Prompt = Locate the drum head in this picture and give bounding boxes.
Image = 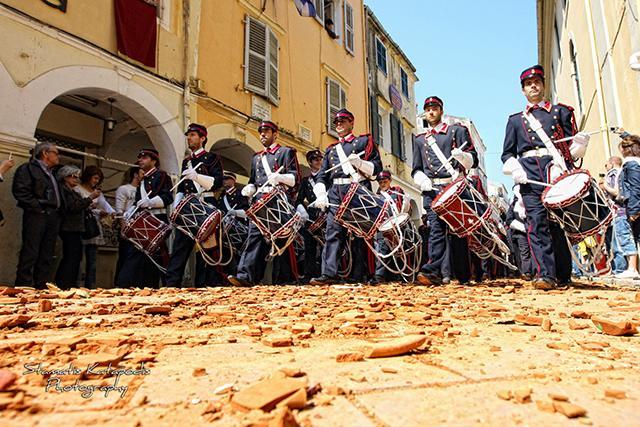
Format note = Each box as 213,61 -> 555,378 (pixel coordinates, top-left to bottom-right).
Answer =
432,180 -> 465,209
543,171 -> 590,206
379,213 -> 409,232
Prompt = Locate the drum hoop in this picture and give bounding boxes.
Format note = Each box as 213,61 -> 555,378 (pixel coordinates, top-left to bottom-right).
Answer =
169,194 -> 197,222
246,188 -> 279,217
542,169 -> 592,209
195,210 -> 222,242
430,177 -> 466,212
273,213 -> 302,239
308,214 -> 327,233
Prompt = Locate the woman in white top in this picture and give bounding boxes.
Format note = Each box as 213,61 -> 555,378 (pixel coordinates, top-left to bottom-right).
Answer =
75,165 -> 115,288
114,167 -> 142,286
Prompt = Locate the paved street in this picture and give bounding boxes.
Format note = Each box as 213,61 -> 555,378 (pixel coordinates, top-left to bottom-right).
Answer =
1,280 -> 639,426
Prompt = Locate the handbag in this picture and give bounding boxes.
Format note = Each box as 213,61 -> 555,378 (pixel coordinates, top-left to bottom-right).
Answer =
82,209 -> 100,239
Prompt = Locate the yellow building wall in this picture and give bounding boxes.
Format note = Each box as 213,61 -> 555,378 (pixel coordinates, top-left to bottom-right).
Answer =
194,0 -> 369,164
1,0 -> 185,81
543,0 -> 640,175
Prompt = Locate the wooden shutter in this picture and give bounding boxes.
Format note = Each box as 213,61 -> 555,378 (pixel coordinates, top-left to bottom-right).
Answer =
327,77 -> 345,136
314,0 -> 324,24
244,16 -> 267,96
268,28 -> 279,105
369,94 -> 379,144
344,2 -> 354,55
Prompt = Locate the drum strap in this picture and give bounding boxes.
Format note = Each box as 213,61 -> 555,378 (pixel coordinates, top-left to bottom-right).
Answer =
425,133 -> 457,177
380,191 -> 399,215
140,179 -> 150,200
335,143 -> 360,181
522,112 -> 567,171
223,195 -> 233,212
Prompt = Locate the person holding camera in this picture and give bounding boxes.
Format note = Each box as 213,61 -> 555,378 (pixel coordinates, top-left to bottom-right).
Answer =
619,134 -> 640,276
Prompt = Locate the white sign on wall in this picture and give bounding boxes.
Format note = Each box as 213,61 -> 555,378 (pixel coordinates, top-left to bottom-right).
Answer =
252,96 -> 271,121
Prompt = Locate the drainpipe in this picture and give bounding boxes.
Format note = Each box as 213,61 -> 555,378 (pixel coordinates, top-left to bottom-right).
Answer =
584,0 -> 611,158
182,0 -> 201,128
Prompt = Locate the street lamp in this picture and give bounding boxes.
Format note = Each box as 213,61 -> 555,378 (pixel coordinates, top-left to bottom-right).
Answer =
630,51 -> 640,71
106,98 -> 116,131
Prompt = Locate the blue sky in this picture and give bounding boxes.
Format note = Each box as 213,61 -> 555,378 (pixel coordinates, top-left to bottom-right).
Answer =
364,0 -> 538,188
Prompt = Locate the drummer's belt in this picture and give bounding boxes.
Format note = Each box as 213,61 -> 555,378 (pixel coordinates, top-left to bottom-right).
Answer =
333,177 -> 364,185
257,184 -> 274,193
521,147 -> 551,158
432,177 -> 453,186
148,208 -> 166,215
201,191 -> 215,199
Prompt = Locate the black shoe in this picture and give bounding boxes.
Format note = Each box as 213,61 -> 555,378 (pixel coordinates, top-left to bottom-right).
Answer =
227,275 -> 252,287
310,275 -> 337,285
416,272 -> 442,286
442,276 -> 451,285
533,277 -> 556,290
557,277 -> 572,286
369,276 -> 385,285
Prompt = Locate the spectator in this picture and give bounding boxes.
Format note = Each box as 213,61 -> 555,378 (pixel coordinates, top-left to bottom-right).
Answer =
12,142 -> 62,288
0,155 -> 16,227
600,156 -> 638,278
325,18 -> 338,39
114,167 -> 142,286
75,165 -> 115,288
619,134 -> 640,276
54,166 -> 100,289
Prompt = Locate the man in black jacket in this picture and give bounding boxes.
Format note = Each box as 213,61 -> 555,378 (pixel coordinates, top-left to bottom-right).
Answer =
0,155 -> 16,227
12,142 -> 63,288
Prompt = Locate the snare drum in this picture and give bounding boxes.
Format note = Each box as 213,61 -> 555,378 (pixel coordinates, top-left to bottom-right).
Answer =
431,177 -> 490,237
335,182 -> 391,240
222,215 -> 249,253
122,210 -> 171,255
307,212 -> 327,245
170,194 -> 222,248
246,187 -> 302,241
541,169 -> 613,244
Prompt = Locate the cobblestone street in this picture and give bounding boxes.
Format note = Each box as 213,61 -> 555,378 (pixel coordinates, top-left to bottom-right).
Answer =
1,280 -> 639,426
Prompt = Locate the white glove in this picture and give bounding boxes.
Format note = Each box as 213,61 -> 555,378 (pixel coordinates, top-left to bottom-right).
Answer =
136,198 -> 151,209
193,174 -> 215,191
451,147 -> 474,170
569,132 -> 590,159
172,192 -> 184,210
348,153 -> 374,177
312,183 -> 329,210
510,219 -> 526,233
233,209 -> 247,219
123,205 -> 137,221
503,157 -> 528,185
413,170 -> 433,192
296,204 -> 310,222
149,196 -> 165,209
401,197 -> 411,214
270,172 -> 296,187
241,184 -> 256,198
182,167 -> 198,181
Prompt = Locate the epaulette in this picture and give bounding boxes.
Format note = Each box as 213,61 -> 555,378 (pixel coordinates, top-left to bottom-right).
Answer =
556,103 -> 575,112
509,111 -> 522,118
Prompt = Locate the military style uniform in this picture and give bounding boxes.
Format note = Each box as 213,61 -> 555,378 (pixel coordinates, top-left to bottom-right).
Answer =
314,132 -> 382,280
117,163 -> 173,288
412,120 -> 478,283
374,183 -> 404,282
235,141 -> 300,284
165,147 -> 223,287
501,100 -> 576,282
216,182 -> 249,278
296,169 -> 323,278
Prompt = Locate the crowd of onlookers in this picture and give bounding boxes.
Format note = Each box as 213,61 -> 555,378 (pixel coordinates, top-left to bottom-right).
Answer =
1,142 -> 143,289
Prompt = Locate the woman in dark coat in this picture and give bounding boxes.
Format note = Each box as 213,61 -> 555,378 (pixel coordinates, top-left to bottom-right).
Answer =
54,166 -> 99,289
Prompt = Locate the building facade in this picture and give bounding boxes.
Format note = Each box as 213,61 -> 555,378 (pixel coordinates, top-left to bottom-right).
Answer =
0,0 -> 190,285
538,0 -> 640,173
364,5 -> 421,216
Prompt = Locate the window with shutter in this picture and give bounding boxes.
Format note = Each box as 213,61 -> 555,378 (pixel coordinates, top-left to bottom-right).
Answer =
268,29 -> 279,105
314,0 -> 325,24
400,68 -> 409,98
344,2 -> 354,55
326,77 -> 346,137
390,114 -> 402,157
375,37 -> 387,74
244,16 -> 279,105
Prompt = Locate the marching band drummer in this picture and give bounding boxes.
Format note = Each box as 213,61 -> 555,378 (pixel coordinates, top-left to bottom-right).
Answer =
216,171 -> 249,280
372,170 -> 408,283
310,109 -> 383,285
501,65 -> 589,289
412,96 -> 478,286
227,121 -> 301,286
117,148 -> 173,288
295,149 -> 325,280
165,123 -> 224,288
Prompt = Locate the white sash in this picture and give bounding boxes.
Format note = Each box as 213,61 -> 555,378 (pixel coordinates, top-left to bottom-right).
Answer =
260,154 -> 273,177
140,178 -> 149,200
425,133 -> 457,177
335,143 -> 359,181
223,194 -> 233,211
187,159 -> 203,194
522,112 -> 567,171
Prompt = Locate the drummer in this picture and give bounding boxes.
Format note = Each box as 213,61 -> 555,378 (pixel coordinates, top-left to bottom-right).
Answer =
372,170 -> 407,283
501,65 -> 589,289
295,149 -> 325,279
227,121 -> 300,286
216,171 -> 249,280
311,109 -> 383,285
165,123 -> 224,288
412,96 -> 478,286
117,148 -> 173,288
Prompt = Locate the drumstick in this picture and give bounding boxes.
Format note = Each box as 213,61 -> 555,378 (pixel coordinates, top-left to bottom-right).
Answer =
256,166 -> 284,194
527,179 -> 552,188
324,151 -> 365,174
553,129 -> 602,144
170,176 -> 188,192
433,142 -> 469,174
